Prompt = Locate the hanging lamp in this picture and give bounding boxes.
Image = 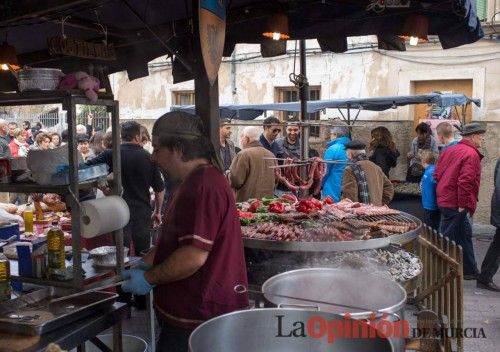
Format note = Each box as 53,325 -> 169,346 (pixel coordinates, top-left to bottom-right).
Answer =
262,13 -> 290,41
399,14 -> 429,46
0,41 -> 20,71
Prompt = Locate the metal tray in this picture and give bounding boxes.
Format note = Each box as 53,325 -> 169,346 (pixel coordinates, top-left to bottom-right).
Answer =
243,211 -> 421,252
0,287 -> 117,335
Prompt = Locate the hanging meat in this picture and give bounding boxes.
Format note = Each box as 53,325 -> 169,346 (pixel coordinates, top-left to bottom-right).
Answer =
274,157 -> 327,193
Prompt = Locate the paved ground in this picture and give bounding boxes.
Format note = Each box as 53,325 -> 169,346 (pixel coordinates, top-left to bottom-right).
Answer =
461,226 -> 499,352
115,224 -> 500,351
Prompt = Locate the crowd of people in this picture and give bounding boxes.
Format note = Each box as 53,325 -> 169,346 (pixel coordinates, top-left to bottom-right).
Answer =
0,111 -> 497,351
220,117 -> 396,207
219,117 -> 498,293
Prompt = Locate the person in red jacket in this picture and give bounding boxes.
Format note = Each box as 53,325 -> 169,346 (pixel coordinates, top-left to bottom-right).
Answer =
434,123 -> 486,280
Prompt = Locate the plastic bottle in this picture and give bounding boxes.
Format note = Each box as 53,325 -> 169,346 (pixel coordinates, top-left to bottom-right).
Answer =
47,221 -> 65,276
0,253 -> 11,301
24,209 -> 34,233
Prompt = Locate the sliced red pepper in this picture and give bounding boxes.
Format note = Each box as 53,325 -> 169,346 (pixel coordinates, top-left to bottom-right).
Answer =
309,198 -> 323,210
238,210 -> 254,219
295,200 -> 313,214
322,196 -> 334,205
268,201 -> 286,214
249,200 -> 263,213
281,193 -> 298,204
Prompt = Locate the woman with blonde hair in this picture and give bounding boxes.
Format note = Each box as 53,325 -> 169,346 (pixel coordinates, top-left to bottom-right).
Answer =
369,126 -> 400,177
9,128 -> 30,157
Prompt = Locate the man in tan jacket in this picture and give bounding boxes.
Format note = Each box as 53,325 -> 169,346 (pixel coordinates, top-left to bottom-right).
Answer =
342,140 -> 394,206
229,126 -> 276,202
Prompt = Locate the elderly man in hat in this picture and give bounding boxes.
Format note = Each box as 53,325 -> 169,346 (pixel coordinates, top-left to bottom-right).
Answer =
121,111 -> 249,352
434,122 -> 486,280
341,140 -> 394,206
219,118 -> 236,171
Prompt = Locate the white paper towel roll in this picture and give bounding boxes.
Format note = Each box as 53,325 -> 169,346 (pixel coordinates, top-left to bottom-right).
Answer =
80,196 -> 130,238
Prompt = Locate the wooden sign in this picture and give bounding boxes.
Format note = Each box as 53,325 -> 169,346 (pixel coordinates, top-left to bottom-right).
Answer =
47,36 -> 116,60
199,0 -> 228,86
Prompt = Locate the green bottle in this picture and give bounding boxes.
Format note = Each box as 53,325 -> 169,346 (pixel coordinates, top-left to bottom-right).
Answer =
47,221 -> 65,277
0,253 -> 11,301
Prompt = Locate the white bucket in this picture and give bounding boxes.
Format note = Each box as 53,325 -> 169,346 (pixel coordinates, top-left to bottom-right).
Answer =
84,334 -> 148,352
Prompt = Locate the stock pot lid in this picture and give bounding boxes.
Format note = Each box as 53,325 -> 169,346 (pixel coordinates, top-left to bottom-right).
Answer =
262,268 -> 407,316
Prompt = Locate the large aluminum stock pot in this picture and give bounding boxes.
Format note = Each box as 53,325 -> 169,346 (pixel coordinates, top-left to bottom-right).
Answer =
262,268 -> 407,351
189,308 -> 393,352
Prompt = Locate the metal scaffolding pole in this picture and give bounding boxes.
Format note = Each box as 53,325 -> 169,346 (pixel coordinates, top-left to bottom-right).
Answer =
298,39 -> 310,197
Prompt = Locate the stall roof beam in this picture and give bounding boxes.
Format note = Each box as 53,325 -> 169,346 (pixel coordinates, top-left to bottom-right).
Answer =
0,0 -> 97,25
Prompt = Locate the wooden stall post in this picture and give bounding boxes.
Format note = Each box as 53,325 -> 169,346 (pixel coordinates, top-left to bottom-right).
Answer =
414,225 -> 464,352
192,0 -> 222,151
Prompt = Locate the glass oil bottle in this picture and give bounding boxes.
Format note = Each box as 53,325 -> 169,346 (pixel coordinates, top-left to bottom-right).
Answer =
0,253 -> 11,301
47,221 -> 65,277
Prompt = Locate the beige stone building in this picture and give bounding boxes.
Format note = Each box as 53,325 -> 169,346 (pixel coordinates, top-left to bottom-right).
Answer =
111,9 -> 500,222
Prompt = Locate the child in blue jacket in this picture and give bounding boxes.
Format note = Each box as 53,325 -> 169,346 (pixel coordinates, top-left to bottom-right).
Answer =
420,150 -> 440,231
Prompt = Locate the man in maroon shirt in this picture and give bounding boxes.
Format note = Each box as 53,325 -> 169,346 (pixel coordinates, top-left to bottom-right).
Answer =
434,122 -> 486,280
121,111 -> 249,352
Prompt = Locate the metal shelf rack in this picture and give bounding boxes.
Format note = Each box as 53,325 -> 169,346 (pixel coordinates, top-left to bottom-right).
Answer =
0,90 -> 123,290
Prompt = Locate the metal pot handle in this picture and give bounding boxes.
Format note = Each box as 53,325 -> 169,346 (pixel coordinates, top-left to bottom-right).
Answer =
234,284 -> 247,294
390,312 -> 401,321
371,310 -> 402,321
277,303 -> 320,311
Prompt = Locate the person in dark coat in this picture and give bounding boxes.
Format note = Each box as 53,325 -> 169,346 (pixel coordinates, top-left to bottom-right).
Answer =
368,126 -> 400,178
259,116 -> 281,156
407,122 -> 438,183
477,157 -> 500,292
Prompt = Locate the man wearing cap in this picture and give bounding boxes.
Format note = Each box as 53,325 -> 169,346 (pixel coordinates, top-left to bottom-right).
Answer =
434,122 -> 486,280
121,111 -> 249,352
219,118 -> 236,171
322,125 -> 351,202
341,140 -> 394,206
259,116 -> 281,156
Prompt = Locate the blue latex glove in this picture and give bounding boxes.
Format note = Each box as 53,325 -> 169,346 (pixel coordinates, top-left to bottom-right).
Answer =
121,269 -> 155,295
135,259 -> 151,271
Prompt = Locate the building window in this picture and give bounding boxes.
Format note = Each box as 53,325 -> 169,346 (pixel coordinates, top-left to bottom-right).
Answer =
275,86 -> 321,137
173,91 -> 195,105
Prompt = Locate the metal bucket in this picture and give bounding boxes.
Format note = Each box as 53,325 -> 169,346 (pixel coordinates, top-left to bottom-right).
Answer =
84,334 -> 147,352
262,268 -> 407,351
189,308 -> 393,351
17,67 -> 63,92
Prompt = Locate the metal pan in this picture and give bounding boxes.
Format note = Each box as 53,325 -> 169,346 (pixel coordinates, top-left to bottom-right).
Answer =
0,286 -> 117,335
242,211 -> 421,252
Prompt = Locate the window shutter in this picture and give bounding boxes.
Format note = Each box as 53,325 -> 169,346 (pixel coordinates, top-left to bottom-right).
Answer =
476,0 -> 488,21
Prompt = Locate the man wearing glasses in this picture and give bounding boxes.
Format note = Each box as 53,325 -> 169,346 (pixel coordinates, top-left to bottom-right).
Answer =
259,116 -> 281,156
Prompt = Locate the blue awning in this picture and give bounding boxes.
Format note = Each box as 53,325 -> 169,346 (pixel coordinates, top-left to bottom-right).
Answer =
171,93 -> 481,120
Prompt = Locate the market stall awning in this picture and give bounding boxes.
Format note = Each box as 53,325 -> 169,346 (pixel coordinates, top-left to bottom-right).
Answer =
171,93 -> 481,120
0,0 -> 484,83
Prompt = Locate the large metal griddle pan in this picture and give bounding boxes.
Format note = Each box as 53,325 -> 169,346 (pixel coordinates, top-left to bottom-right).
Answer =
242,211 -> 421,252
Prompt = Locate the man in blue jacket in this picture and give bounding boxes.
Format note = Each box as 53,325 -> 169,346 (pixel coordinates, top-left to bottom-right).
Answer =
322,125 -> 351,202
